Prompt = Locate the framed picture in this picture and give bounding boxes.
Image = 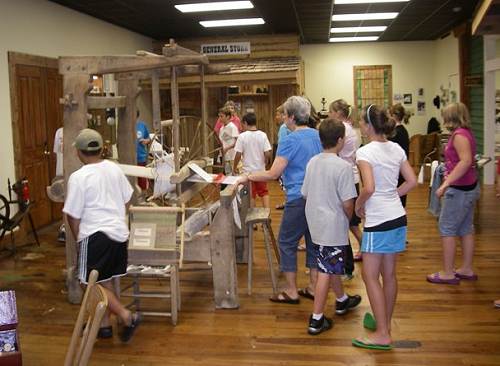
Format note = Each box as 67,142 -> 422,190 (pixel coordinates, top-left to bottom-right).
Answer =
403,93 -> 412,105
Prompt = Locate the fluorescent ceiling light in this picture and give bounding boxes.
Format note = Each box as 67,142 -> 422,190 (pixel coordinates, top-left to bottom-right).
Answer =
175,1 -> 253,13
200,18 -> 264,27
329,36 -> 379,42
334,0 -> 409,4
332,12 -> 398,21
331,26 -> 387,33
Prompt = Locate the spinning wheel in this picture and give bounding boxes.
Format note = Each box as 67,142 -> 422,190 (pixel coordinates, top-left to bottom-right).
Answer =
0,194 -> 10,228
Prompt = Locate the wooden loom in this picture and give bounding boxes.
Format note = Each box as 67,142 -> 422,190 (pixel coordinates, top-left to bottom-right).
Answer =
59,40 -> 250,309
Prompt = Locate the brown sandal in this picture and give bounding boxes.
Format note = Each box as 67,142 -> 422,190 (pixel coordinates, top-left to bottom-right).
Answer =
269,291 -> 300,304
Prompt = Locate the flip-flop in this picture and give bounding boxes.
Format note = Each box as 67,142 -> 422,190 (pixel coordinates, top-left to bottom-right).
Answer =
353,253 -> 363,262
454,272 -> 478,281
298,288 -> 315,300
352,337 -> 393,351
269,291 -> 300,304
426,272 -> 460,285
494,300 -> 500,308
363,312 -> 377,331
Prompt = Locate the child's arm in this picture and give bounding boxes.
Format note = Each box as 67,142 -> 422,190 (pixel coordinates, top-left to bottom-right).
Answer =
342,198 -> 354,220
65,214 -> 80,241
398,160 -> 417,197
355,160 -> 374,218
233,152 -> 242,174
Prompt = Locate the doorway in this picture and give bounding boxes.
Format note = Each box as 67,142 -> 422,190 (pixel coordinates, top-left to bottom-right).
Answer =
8,52 -> 63,229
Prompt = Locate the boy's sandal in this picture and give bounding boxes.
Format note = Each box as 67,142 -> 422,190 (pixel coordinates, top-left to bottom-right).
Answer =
269,291 -> 300,304
298,288 -> 315,300
352,337 -> 393,351
426,272 -> 460,285
120,313 -> 141,343
275,203 -> 285,210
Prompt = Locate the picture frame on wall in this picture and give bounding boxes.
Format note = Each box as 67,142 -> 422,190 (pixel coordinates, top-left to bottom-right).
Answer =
403,93 -> 412,104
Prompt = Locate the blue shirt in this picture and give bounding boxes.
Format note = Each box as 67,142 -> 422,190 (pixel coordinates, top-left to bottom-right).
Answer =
277,123 -> 291,143
136,121 -> 150,163
276,128 -> 322,202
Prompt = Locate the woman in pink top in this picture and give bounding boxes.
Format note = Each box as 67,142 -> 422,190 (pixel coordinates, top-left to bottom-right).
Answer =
427,103 -> 480,285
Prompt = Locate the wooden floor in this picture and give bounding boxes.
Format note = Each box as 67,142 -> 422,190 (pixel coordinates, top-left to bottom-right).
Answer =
1,183 -> 500,365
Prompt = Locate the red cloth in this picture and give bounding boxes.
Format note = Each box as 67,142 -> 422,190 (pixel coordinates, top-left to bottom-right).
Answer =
251,181 -> 269,198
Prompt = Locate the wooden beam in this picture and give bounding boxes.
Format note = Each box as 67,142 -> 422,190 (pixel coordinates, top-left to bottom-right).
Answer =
171,182 -> 207,204
87,96 -> 126,109
59,54 -> 209,75
472,0 -> 493,35
162,42 -> 201,58
171,66 -> 181,197
152,70 -> 161,131
170,159 -> 209,184
62,73 -> 92,304
200,65 -> 208,157
115,64 -> 230,81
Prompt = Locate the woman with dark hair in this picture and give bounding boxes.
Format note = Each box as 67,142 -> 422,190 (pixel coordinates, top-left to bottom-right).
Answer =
353,104 -> 417,350
238,96 -> 322,303
427,117 -> 442,134
388,103 -> 411,207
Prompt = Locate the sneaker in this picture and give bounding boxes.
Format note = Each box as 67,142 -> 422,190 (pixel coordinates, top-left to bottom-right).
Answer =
120,313 -> 141,343
307,315 -> 333,335
57,230 -> 66,243
97,326 -> 113,339
335,294 -> 362,315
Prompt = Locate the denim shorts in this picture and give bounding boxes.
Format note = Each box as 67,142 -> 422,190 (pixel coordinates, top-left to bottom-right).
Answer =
278,198 -> 316,272
439,185 -> 480,237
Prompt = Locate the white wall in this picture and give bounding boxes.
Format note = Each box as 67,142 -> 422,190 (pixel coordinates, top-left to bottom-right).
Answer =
300,35 -> 460,137
0,0 -> 152,195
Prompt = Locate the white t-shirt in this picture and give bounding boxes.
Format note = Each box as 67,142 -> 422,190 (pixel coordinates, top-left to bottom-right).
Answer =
219,122 -> 239,161
339,121 -> 360,183
301,153 -> 357,246
356,141 -> 406,227
234,130 -> 272,173
63,160 -> 133,242
53,127 -> 63,177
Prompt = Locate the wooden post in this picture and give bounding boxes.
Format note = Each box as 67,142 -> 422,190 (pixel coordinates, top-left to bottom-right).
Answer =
171,66 -> 181,197
235,184 -> 250,263
209,186 -> 239,309
200,65 -> 208,157
117,77 -> 139,193
151,70 -> 161,132
62,73 -> 92,304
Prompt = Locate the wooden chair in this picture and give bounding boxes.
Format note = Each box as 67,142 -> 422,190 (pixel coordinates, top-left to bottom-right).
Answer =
121,205 -> 185,325
245,207 -> 279,296
64,270 -> 108,366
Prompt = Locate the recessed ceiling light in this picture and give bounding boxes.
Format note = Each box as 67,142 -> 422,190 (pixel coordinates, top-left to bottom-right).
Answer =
331,26 -> 387,33
175,1 -> 253,13
334,0 -> 409,4
329,36 -> 379,42
200,18 -> 265,27
332,12 -> 399,21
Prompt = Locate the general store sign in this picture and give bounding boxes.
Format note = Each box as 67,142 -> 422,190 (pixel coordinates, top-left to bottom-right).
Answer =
200,42 -> 251,56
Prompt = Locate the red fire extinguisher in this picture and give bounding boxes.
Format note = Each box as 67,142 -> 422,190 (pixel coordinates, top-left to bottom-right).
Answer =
21,179 -> 30,205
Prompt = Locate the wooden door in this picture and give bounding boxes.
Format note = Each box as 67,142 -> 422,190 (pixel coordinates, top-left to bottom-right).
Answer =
12,61 -> 63,228
45,68 -> 64,220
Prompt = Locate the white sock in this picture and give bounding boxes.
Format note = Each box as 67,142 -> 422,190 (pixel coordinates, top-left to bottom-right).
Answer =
337,294 -> 348,302
312,313 -> 323,320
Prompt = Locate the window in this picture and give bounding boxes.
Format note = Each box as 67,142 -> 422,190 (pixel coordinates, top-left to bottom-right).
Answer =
353,65 -> 392,113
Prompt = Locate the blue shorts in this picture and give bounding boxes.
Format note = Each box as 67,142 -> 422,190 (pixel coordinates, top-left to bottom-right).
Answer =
313,244 -> 350,275
361,226 -> 407,254
439,185 -> 480,237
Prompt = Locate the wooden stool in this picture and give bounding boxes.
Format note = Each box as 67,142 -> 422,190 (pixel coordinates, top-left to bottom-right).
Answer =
119,265 -> 180,325
245,207 -> 279,295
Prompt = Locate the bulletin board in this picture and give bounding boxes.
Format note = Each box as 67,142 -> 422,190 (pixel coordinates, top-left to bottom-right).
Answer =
353,65 -> 392,113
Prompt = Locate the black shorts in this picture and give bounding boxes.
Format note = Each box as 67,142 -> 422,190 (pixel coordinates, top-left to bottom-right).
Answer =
313,244 -> 353,275
350,184 -> 361,227
78,231 -> 128,284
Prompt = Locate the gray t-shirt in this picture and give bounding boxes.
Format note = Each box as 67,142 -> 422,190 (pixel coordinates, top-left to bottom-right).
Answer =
301,153 -> 357,246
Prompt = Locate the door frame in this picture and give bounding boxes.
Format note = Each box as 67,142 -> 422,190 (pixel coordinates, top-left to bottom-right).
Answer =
8,52 -> 59,183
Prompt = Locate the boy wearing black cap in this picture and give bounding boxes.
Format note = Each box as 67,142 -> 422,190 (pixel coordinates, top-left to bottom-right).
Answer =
63,128 -> 139,342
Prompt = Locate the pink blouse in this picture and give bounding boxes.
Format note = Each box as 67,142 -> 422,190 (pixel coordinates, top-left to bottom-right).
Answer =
444,127 -> 477,186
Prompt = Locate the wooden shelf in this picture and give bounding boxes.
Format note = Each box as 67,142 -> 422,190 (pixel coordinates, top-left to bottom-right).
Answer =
227,93 -> 268,97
